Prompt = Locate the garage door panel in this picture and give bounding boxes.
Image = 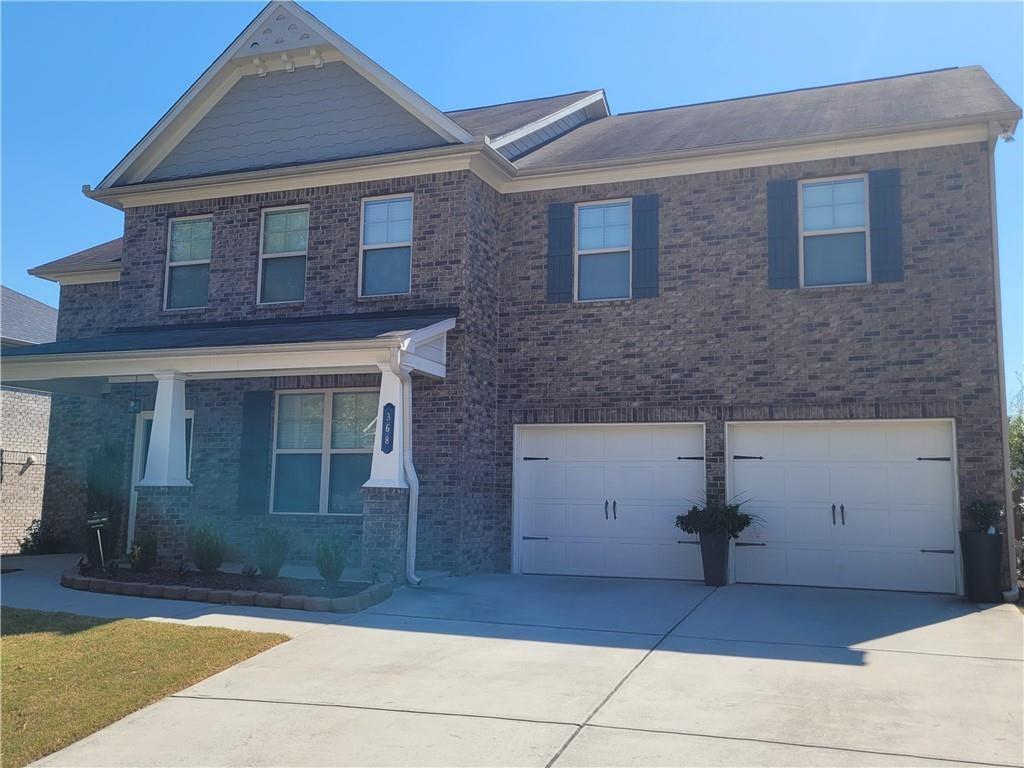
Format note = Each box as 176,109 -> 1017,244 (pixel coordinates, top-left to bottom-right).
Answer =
517,424 -> 705,580
729,421 -> 957,594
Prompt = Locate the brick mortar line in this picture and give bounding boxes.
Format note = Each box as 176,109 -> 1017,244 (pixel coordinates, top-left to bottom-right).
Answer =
544,586 -> 720,768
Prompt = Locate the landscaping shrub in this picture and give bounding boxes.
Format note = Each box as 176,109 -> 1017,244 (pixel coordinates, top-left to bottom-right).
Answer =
127,531 -> 159,573
315,537 -> 347,592
19,519 -> 64,555
191,522 -> 226,574
255,526 -> 290,579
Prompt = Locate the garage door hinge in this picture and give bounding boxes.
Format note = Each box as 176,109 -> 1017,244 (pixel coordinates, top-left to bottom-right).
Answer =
733,455 -> 764,460
676,540 -> 701,545
522,536 -> 549,541
522,456 -> 549,461
676,455 -> 705,461
735,542 -> 767,547
916,456 -> 951,462
920,548 -> 954,554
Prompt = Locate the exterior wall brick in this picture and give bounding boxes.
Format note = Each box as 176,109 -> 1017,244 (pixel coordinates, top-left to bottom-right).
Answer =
361,486 -> 410,582
39,141 -> 1007,582
134,485 -> 192,565
0,387 -> 51,553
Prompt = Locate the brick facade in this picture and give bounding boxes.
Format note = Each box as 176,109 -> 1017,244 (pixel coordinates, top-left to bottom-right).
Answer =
1,387 -> 51,553
40,142 -> 1008,579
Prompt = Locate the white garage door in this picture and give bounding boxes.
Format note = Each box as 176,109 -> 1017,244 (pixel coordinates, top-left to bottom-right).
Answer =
728,421 -> 958,593
515,424 -> 705,579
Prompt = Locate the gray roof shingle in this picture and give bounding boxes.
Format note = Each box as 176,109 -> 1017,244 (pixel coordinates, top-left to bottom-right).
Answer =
516,67 -> 1021,170
446,90 -> 602,139
1,285 -> 58,346
30,238 -> 123,279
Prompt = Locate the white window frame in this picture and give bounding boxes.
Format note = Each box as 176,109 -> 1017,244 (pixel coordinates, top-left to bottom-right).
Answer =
358,193 -> 414,298
257,204 -> 310,305
573,198 -> 632,303
164,214 -> 212,311
269,388 -> 378,516
798,174 -> 871,288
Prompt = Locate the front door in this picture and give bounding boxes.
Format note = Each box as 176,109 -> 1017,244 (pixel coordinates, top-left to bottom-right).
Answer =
127,411 -> 194,548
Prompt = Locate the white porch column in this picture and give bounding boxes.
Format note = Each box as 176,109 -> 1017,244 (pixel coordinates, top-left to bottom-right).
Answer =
138,371 -> 191,487
365,362 -> 407,489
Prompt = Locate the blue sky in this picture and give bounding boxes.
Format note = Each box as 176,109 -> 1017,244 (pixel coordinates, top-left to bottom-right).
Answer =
2,2 -> 1021,393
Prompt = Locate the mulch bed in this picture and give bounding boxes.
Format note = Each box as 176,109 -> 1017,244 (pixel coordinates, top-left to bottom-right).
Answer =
79,567 -> 365,599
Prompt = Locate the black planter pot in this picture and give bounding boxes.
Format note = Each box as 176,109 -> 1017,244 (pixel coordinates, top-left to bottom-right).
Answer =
959,530 -> 1004,603
698,531 -> 729,587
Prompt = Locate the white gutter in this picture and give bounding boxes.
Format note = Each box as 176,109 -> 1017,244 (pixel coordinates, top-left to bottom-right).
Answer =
388,349 -> 422,586
988,123 -> 1020,602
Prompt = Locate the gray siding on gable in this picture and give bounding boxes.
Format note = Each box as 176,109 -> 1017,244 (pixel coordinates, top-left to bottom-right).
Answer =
498,109 -> 588,161
147,61 -> 449,182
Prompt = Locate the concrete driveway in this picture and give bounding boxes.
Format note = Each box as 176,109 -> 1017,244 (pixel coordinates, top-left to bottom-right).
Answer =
27,572 -> 1024,767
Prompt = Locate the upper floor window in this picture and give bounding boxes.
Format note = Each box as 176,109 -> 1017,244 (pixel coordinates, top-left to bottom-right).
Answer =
259,206 -> 308,304
576,200 -> 631,301
360,195 -> 412,296
800,176 -> 869,287
270,389 -> 377,515
165,216 -> 212,309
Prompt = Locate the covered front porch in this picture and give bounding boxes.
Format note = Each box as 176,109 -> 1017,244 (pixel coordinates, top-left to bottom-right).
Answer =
1,310 -> 456,583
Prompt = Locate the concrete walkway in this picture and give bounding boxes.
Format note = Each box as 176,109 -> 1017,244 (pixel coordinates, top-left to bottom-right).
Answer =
3,555 -> 1022,767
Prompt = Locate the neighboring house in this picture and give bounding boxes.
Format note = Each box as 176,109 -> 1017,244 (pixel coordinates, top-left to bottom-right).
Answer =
0,285 -> 58,553
4,2 -> 1020,593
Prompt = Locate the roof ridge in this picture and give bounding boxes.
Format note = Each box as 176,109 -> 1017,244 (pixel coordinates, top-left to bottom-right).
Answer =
446,89 -> 599,115
615,67 -> 969,118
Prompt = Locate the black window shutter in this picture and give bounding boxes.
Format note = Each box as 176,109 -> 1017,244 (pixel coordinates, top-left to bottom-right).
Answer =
767,179 -> 799,289
631,194 -> 660,298
237,391 -> 274,514
547,203 -> 574,303
869,168 -> 904,283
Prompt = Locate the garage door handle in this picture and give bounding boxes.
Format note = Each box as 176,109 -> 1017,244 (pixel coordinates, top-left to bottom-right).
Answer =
604,500 -> 609,520
832,504 -> 836,525
612,500 -> 617,520
840,504 -> 845,526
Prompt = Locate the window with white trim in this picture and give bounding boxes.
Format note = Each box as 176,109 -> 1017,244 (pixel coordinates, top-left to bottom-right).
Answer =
259,207 -> 308,304
165,216 -> 212,309
270,390 -> 377,515
576,200 -> 631,301
800,176 -> 869,287
360,195 -> 412,296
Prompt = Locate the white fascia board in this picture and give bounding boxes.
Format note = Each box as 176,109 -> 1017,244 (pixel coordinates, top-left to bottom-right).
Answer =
28,267 -> 122,285
489,90 -> 608,149
98,2 -> 470,190
0,333 -> 450,383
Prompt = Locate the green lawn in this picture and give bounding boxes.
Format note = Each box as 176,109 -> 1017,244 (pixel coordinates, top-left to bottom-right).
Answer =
1,607 -> 286,768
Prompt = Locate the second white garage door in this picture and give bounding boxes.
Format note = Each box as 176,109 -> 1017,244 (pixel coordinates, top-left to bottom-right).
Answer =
728,420 -> 959,593
515,424 -> 705,579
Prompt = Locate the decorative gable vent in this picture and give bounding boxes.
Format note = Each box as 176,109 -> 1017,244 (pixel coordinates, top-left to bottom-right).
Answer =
233,6 -> 327,59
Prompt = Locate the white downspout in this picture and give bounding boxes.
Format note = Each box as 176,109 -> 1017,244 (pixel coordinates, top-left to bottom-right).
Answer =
389,350 -> 422,586
987,126 -> 1019,602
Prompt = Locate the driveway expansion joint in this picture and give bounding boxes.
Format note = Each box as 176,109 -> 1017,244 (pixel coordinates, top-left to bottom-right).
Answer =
361,609 -> 666,637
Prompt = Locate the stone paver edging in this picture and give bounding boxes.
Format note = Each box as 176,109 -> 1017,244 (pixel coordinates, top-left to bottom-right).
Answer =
60,571 -> 392,614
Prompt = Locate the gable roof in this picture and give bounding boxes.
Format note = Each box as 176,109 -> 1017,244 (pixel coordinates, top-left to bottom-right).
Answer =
446,90 -> 605,140
1,285 -> 58,346
29,238 -> 123,282
515,66 -> 1021,170
99,1 -> 473,188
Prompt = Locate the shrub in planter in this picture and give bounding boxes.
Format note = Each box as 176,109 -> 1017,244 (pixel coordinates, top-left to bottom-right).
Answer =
255,526 -> 290,579
127,531 -> 159,573
19,519 -> 65,555
675,499 -> 755,587
315,537 -> 347,596
192,521 -> 226,575
960,499 -> 1004,603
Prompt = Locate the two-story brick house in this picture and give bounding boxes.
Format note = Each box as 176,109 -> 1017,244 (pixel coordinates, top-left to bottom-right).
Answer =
5,1 -> 1020,594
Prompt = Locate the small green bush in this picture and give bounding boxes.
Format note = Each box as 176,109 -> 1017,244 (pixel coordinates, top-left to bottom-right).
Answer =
675,498 -> 755,540
255,526 -> 290,579
127,531 -> 159,573
965,499 -> 1003,532
19,519 -> 64,555
315,537 -> 347,590
192,521 -> 226,575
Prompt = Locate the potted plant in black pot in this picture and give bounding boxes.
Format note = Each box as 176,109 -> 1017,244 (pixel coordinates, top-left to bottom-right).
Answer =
675,499 -> 754,587
960,500 -> 1004,603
